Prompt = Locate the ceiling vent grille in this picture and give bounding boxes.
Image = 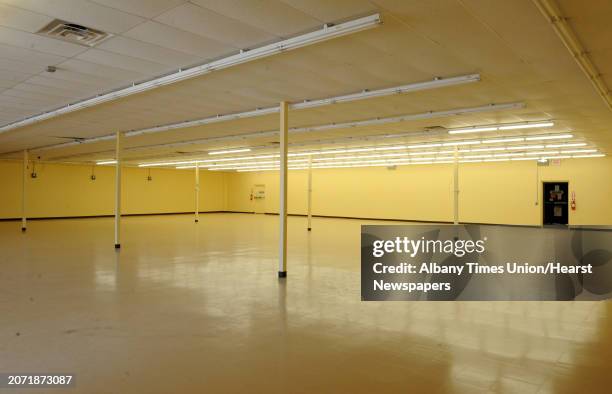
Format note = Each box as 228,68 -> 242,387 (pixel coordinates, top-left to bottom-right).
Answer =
37,19 -> 111,47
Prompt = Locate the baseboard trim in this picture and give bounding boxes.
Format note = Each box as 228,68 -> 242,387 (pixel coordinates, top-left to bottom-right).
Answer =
2,210 -> 607,230
0,211 -> 227,222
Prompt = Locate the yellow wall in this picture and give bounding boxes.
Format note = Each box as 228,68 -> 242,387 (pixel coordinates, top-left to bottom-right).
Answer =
225,157 -> 612,226
2,157 -> 611,225
0,161 -> 226,219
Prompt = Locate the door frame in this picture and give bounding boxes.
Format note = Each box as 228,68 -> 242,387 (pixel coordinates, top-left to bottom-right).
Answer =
541,180 -> 570,226
252,184 -> 266,214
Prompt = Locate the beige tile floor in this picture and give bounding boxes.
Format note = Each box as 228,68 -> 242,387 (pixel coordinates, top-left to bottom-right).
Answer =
0,213 -> 610,393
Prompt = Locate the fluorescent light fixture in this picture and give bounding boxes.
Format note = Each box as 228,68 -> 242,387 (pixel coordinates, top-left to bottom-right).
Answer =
208,150 -> 605,172
498,122 -> 554,130
572,154 -> 605,158
96,160 -> 117,165
481,137 -> 525,144
447,121 -> 554,134
525,151 -> 560,155
292,74 -> 480,109
34,102 -> 523,154
545,142 -> 586,148
407,143 -> 443,149
506,145 -> 544,150
442,141 -> 481,146
448,126 -> 497,134
560,149 -> 597,154
464,147 -> 507,152
208,148 -> 251,155
493,153 -> 524,157
525,134 -> 572,141
0,14 -> 382,135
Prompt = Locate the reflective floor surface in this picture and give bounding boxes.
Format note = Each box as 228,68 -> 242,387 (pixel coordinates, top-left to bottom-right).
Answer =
0,213 -> 610,393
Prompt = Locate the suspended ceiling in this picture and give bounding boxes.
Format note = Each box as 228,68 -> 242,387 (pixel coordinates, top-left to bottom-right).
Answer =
0,0 -> 610,164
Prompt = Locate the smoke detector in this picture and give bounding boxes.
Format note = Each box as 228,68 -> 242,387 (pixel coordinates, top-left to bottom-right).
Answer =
37,19 -> 112,47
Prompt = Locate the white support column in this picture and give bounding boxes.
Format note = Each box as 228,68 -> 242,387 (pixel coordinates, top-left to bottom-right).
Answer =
21,150 -> 28,232
114,132 -> 122,249
453,146 -> 459,225
278,101 -> 288,278
307,155 -> 312,231
195,162 -> 200,223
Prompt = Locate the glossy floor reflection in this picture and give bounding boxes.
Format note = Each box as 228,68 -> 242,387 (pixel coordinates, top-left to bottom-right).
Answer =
0,213 -> 610,393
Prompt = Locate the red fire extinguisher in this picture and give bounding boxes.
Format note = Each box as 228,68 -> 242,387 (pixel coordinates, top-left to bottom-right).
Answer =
571,191 -> 576,210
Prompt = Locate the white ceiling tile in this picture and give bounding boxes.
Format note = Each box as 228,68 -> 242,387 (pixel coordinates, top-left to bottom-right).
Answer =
7,82 -> 78,99
0,3 -> 53,32
155,3 -> 275,48
57,58 -> 148,82
0,68 -> 33,82
280,0 -> 378,22
190,0 -> 321,37
0,57 -> 46,74
90,0 -> 187,19
96,35 -> 201,67
0,25 -> 86,57
76,48 -> 169,75
0,0 -> 145,34
0,43 -> 66,65
41,70 -> 121,90
2,87 -> 74,102
25,75 -> 95,94
123,21 -> 231,59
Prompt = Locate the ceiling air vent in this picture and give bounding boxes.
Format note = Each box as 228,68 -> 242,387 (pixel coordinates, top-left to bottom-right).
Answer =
37,19 -> 111,47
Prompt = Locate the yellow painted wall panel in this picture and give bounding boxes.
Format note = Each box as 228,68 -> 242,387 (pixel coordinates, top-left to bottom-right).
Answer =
224,157 -> 612,225
1,157 -> 610,225
0,161 -> 226,219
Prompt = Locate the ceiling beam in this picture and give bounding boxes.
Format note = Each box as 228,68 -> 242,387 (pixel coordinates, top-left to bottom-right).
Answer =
533,0 -> 612,110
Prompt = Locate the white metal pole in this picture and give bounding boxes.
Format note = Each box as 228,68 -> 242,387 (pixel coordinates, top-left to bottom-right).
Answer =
278,101 -> 288,278
453,146 -> 459,225
195,162 -> 200,223
21,150 -> 27,232
114,131 -> 122,249
307,155 -> 312,231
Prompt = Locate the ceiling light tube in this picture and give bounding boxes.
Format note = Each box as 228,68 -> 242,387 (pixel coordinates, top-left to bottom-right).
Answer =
448,126 -> 498,134
493,153 -> 524,157
465,147 -> 507,152
407,143 -> 443,149
525,151 -> 560,155
545,142 -> 586,148
481,137 -> 525,144
506,145 -> 544,150
525,134 -> 572,141
560,149 -> 597,154
442,141 -> 481,146
208,148 -> 252,155
32,102 -> 524,154
96,160 -> 117,165
498,122 -> 554,130
293,74 -> 480,109
572,154 -> 605,158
